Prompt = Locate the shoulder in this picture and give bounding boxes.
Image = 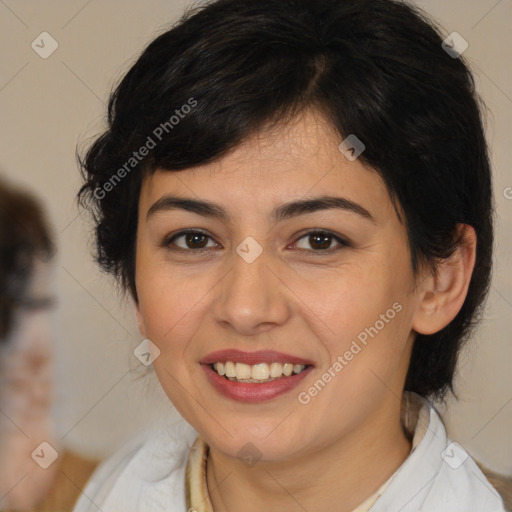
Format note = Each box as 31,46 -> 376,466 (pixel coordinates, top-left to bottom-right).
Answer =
72,430 -> 149,512
422,403 -> 507,511
423,438 -> 507,511
372,395 -> 508,512
73,419 -> 198,512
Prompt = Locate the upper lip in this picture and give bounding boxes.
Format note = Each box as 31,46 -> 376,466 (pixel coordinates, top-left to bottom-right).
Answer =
200,349 -> 314,366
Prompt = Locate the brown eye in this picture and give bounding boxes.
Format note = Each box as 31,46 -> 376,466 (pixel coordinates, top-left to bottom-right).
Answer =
165,230 -> 217,251
294,231 -> 350,252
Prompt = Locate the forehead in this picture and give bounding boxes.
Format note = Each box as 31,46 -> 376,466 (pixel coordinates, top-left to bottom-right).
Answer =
140,109 -> 395,223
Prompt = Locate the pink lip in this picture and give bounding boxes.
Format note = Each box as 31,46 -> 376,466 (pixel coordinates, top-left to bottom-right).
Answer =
199,349 -> 314,366
201,363 -> 314,403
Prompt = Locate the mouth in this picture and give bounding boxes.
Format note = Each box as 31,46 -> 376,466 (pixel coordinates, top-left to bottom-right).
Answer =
199,350 -> 314,402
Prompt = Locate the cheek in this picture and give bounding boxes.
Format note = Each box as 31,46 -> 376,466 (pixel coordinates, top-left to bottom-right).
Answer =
299,261 -> 410,371
138,276 -> 196,344
136,258 -> 218,361
136,269 -> 204,418
294,264 -> 391,339
327,303 -> 411,403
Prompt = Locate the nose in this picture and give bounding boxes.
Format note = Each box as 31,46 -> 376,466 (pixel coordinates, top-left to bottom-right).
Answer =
212,244 -> 291,337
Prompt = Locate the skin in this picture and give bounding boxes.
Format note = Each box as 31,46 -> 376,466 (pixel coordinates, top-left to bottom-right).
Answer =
135,108 -> 476,512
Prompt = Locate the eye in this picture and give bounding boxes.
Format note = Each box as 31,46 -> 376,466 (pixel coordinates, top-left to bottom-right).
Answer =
293,230 -> 350,253
164,230 -> 218,251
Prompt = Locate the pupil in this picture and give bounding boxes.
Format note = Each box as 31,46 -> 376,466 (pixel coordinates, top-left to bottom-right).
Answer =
187,233 -> 207,248
311,234 -> 331,250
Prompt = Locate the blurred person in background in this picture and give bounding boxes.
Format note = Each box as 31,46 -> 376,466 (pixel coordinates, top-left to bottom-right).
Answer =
0,175 -> 59,510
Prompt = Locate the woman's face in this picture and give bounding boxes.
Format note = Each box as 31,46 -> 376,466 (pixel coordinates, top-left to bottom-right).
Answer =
135,109 -> 425,462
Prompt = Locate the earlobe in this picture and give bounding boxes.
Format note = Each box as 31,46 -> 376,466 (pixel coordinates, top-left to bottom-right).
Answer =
412,224 -> 477,336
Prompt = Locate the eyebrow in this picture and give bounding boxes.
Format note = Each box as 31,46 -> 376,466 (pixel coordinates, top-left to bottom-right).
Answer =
146,195 -> 376,224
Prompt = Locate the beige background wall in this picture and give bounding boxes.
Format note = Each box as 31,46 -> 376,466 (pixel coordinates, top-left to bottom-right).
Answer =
0,0 -> 511,473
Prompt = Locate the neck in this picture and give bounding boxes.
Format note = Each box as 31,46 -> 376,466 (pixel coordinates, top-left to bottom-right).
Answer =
206,400 -> 412,512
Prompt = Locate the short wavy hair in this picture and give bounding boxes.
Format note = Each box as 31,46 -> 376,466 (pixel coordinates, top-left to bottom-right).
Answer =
78,0 -> 494,400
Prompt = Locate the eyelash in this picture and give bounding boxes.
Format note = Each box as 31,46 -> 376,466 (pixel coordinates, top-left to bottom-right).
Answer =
162,229 -> 351,255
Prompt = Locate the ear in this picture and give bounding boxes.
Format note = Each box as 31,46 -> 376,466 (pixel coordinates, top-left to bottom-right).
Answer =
135,304 -> 147,338
411,224 -> 477,336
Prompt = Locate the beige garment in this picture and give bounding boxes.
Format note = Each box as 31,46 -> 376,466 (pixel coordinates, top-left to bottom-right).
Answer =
185,391 -> 429,512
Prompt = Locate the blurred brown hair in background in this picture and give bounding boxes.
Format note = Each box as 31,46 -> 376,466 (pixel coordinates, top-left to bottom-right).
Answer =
0,175 -> 55,340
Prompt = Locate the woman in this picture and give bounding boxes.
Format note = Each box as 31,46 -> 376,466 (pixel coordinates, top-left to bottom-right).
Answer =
74,0 -> 509,510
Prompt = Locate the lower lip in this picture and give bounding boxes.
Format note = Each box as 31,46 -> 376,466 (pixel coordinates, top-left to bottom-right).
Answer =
201,364 -> 313,402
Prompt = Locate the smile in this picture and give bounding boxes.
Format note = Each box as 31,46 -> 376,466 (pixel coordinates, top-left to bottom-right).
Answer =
200,350 -> 314,402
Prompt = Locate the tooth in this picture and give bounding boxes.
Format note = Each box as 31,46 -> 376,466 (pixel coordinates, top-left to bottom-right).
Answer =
293,364 -> 305,374
269,362 -> 283,378
225,361 -> 236,378
282,363 -> 293,376
216,362 -> 225,376
235,362 -> 252,380
251,363 -> 270,380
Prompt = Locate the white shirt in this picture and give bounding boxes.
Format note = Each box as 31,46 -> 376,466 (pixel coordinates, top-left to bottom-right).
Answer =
73,392 -> 507,512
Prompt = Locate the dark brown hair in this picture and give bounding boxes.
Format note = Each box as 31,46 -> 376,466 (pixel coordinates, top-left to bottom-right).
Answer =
77,0 -> 493,400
